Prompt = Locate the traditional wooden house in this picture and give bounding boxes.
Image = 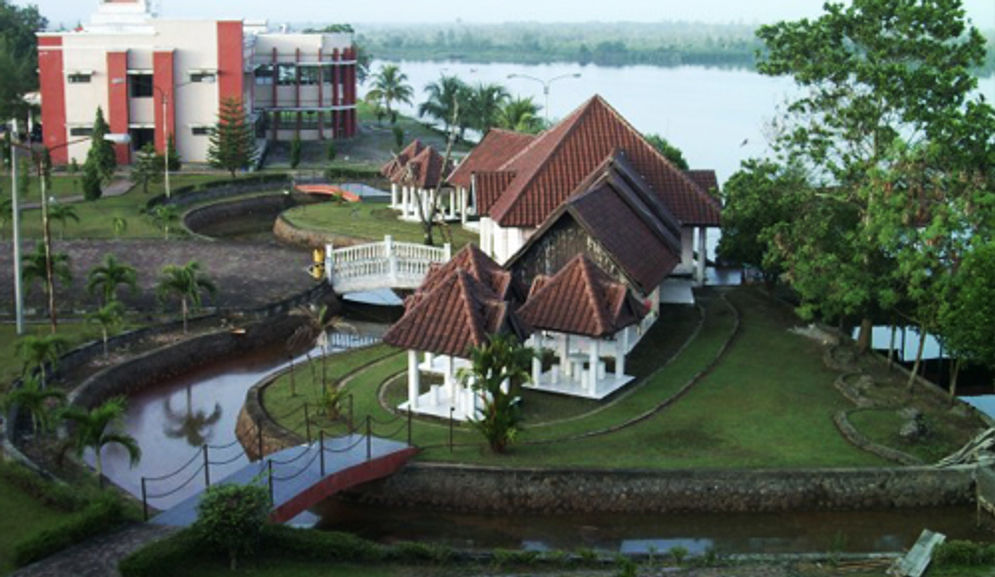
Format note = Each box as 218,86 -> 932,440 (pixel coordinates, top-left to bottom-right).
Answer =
517,255 -> 648,399
382,245 -> 527,421
382,140 -> 447,222
447,128 -> 537,226
457,95 -> 721,286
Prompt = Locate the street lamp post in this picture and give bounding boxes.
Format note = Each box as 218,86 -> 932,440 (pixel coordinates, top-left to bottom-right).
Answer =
506,72 -> 582,124
154,77 -> 214,199
9,119 -> 24,334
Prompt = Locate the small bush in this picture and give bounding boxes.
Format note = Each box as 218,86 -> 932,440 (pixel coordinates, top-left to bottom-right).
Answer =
491,548 -> 539,567
260,526 -> 384,562
290,136 -> 302,169
934,540 -> 995,566
576,547 -> 600,563
0,462 -> 85,511
194,483 -> 270,571
13,496 -> 126,567
614,554 -> 637,577
324,165 -> 380,180
669,544 -> 689,565
119,530 -> 209,577
391,540 -> 455,563
326,141 -> 337,162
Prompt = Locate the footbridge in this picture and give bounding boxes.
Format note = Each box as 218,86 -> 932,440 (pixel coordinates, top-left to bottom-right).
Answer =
146,417 -> 417,526
325,235 -> 451,294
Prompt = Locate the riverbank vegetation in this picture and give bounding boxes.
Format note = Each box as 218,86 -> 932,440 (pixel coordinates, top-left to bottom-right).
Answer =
356,21 -> 995,75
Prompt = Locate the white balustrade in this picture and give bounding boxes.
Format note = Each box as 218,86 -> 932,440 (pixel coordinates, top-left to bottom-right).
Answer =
327,235 -> 452,293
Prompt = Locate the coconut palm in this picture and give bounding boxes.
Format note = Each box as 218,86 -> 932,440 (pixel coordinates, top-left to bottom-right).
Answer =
16,333 -> 69,388
287,304 -> 353,395
60,396 -> 141,487
86,253 -> 138,307
163,385 -> 222,447
156,260 -> 217,333
466,83 -> 510,133
22,241 -> 72,325
87,301 -> 124,358
47,201 -> 79,240
498,96 -> 543,133
418,75 -> 468,137
365,64 -> 414,125
2,373 -> 65,437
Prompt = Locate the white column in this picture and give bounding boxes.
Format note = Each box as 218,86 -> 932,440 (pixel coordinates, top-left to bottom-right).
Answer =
460,188 -> 469,224
560,333 -> 570,378
445,355 -> 455,405
401,187 -> 410,217
531,335 -> 542,386
425,351 -> 434,370
391,183 -> 399,207
696,226 -> 707,286
588,338 -> 599,394
407,350 -> 420,409
616,327 -> 628,379
681,227 -> 694,269
385,235 -> 396,282
448,189 -> 457,219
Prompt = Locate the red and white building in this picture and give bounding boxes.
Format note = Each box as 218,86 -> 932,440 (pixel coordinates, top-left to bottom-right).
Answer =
37,0 -> 358,165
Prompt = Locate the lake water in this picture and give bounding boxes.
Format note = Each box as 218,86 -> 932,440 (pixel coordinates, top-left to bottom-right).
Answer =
370,60 -> 995,185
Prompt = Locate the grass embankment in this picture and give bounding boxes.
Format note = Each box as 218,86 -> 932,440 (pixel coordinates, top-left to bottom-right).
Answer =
267,288 -> 889,468
0,476 -> 66,574
281,202 -> 479,248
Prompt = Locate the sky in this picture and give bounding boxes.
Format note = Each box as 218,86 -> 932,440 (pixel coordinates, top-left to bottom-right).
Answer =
19,0 -> 995,29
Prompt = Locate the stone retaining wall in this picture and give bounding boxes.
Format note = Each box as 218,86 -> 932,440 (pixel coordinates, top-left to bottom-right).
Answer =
832,410 -> 924,466
182,192 -> 320,240
148,176 -> 292,209
234,368 -> 304,461
272,214 -> 367,250
346,462 -> 976,514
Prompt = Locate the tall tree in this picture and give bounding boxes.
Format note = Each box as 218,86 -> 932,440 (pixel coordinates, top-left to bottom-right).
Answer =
208,98 -> 256,178
87,301 -> 125,359
497,96 -> 542,133
86,107 -> 116,182
22,240 -> 71,331
60,397 -> 141,487
86,253 -> 138,307
418,75 -> 468,136
0,1 -> 46,122
644,133 -> 689,170
755,0 -> 988,353
2,373 -> 64,437
365,64 -> 414,125
156,260 -> 217,333
941,242 -> 995,399
131,142 -> 163,194
465,83 -> 509,133
16,333 -> 68,389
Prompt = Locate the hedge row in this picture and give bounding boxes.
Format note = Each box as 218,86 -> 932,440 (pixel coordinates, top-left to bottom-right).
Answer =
13,496 -> 128,567
146,173 -> 292,209
0,461 -> 84,512
324,165 -> 381,180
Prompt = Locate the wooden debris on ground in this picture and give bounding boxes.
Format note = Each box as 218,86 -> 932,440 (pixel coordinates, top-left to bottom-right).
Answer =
936,428 -> 995,467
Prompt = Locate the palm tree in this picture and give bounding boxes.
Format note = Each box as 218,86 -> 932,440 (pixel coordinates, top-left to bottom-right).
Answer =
156,260 -> 217,333
87,301 -> 124,358
149,204 -> 179,240
498,96 -> 543,133
61,396 -> 141,487
111,216 -> 128,238
466,83 -> 510,133
365,64 -> 414,125
22,241 -> 72,329
47,201 -> 79,240
2,373 -> 65,437
287,304 -> 353,395
86,253 -> 138,306
458,333 -> 535,453
418,75 -> 468,136
16,333 -> 69,388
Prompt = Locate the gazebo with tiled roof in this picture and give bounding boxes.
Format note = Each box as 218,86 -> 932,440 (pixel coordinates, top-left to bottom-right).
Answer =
447,128 -> 537,226
517,255 -> 648,399
382,141 -> 450,222
382,268 -> 526,421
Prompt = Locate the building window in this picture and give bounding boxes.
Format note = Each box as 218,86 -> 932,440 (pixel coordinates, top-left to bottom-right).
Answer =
130,74 -> 154,98
301,111 -> 319,130
255,65 -> 274,86
298,66 -> 319,86
190,72 -> 216,83
67,73 -> 92,84
69,126 -> 93,137
191,126 -> 211,136
129,128 -> 155,151
277,63 -> 296,86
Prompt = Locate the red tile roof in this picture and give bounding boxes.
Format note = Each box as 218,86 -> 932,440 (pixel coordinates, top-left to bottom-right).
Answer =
404,146 -> 447,189
448,129 -> 536,190
517,255 -> 647,338
474,170 -> 517,216
486,95 -> 721,228
685,170 -> 720,199
383,269 -> 523,357
380,139 -> 425,180
417,243 -> 524,303
506,150 -> 682,295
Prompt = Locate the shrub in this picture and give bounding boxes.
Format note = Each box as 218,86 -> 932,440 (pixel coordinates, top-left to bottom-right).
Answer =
392,125 -> 404,150
669,545 -> 689,565
613,554 -> 637,577
391,540 -> 455,563
259,526 -> 384,562
0,462 -> 84,511
194,483 -> 270,571
290,136 -> 302,169
119,529 -> 209,577
13,496 -> 126,567
82,161 -> 102,200
934,540 -> 995,566
326,141 -> 337,162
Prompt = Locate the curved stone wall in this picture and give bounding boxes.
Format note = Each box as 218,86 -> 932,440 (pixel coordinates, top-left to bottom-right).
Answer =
272,214 -> 368,250
182,192 -> 323,240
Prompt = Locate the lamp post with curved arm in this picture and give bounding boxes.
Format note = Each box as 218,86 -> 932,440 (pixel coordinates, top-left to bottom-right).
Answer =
154,77 -> 214,199
506,72 -> 582,124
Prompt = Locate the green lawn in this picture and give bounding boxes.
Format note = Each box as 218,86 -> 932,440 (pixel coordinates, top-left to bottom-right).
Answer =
848,407 -> 970,463
281,202 -> 479,248
266,288 -> 889,469
0,477 -> 69,574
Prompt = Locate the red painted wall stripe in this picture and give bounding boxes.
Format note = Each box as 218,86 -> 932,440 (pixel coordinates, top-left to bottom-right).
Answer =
38,36 -> 68,164
106,51 -> 130,164
153,51 -> 175,153
217,21 -> 244,106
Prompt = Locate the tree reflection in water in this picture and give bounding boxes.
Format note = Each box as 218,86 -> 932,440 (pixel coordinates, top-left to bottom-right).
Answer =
163,385 -> 223,447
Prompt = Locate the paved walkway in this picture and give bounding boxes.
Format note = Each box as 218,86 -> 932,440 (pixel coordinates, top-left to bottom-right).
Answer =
20,179 -> 134,209
10,523 -> 178,577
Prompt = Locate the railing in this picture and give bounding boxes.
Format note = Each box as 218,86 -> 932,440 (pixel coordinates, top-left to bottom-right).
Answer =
139,409 -> 414,521
326,235 -> 451,293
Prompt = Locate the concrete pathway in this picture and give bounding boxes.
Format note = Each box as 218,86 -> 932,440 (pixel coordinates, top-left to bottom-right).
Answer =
10,523 -> 178,577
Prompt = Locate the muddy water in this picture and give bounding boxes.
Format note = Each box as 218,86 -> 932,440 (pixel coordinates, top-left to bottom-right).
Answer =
312,499 -> 987,554
93,322 -> 388,510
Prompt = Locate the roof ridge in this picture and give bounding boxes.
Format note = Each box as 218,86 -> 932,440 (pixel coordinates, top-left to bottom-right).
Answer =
576,255 -> 611,336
